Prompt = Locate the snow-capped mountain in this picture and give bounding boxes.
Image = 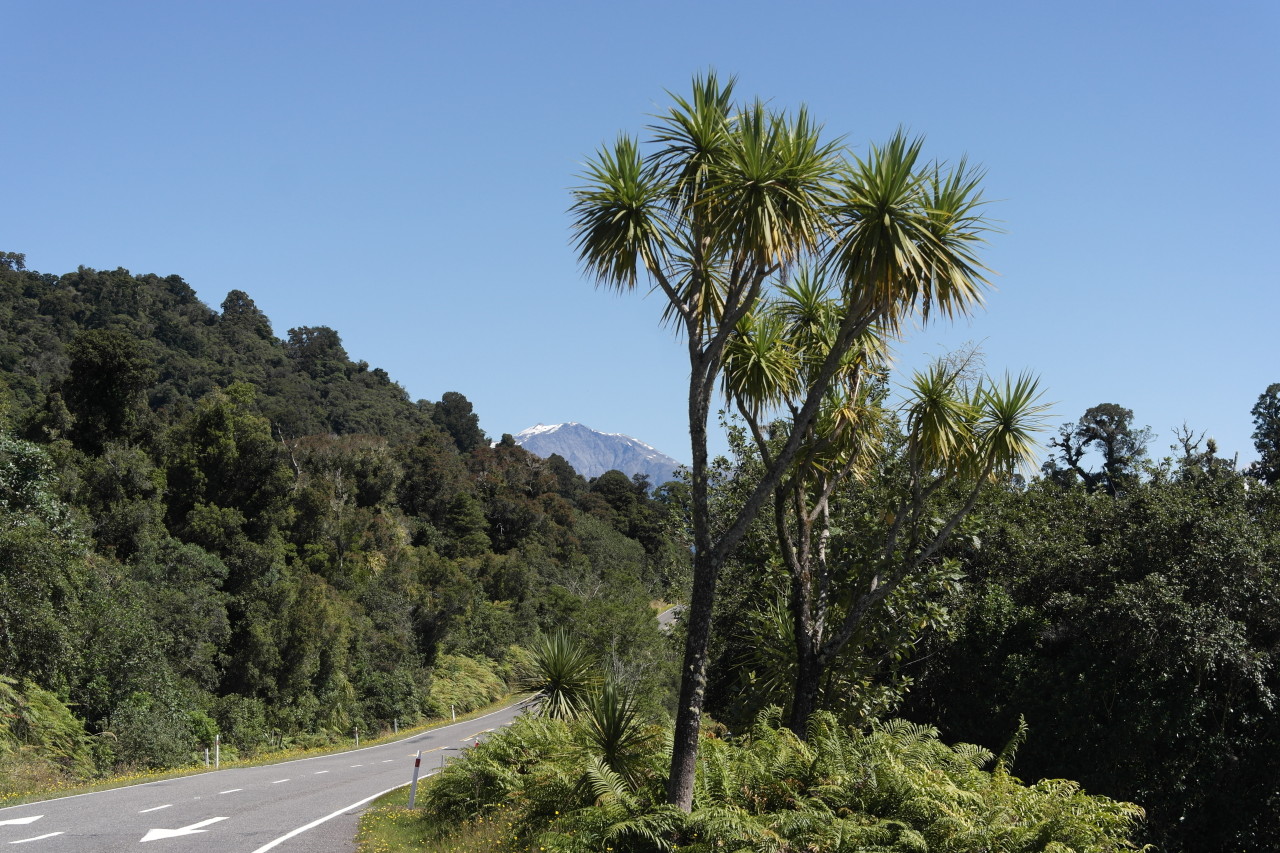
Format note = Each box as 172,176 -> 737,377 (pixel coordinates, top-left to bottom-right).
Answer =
513,423 -> 684,487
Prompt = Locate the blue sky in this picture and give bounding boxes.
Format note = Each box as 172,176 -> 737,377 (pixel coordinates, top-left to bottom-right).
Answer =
5,0 -> 1276,467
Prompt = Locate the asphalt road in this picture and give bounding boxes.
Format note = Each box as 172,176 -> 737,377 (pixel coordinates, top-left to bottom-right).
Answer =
0,700 -> 527,852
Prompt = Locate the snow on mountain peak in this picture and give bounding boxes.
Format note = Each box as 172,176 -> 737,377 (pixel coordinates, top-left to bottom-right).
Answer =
511,422 -> 683,487
515,423 -> 567,438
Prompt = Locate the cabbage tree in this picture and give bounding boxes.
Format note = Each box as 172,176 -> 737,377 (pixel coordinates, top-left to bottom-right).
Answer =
571,73 -> 994,809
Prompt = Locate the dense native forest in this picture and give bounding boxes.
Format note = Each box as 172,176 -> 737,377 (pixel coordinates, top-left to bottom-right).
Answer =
0,250 -> 684,779
3,237 -> 1278,852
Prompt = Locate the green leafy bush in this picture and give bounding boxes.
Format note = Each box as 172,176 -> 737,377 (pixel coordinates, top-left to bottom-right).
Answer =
416,708 -> 1145,852
0,676 -> 94,786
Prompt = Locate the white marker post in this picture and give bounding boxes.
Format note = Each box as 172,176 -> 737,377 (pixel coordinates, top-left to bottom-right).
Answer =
215,734 -> 220,769
354,726 -> 360,748
407,749 -> 423,808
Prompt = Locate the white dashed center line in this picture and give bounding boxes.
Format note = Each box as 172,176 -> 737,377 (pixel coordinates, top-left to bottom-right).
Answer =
314,770 -> 329,775
10,833 -> 64,844
139,804 -> 172,813
220,789 -> 242,794
272,779 -> 290,784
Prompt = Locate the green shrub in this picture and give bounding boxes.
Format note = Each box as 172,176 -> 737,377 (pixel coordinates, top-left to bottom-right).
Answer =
210,693 -> 269,755
0,676 -> 95,789
107,691 -> 193,769
424,654 -> 507,718
417,707 -> 1146,853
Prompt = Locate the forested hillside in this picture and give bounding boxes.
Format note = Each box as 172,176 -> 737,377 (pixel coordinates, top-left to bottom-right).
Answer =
6,249 -> 1279,852
0,252 -> 685,784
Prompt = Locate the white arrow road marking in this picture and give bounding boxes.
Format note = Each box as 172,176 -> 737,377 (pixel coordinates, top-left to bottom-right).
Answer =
140,816 -> 228,843
10,833 -> 63,844
0,817 -> 41,827
139,804 -> 172,813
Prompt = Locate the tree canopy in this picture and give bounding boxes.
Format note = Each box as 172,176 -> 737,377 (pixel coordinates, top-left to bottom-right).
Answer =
572,72 -> 997,809
0,255 -> 686,786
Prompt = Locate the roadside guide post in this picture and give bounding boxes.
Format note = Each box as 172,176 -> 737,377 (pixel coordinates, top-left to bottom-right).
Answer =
215,734 -> 220,769
408,749 -> 423,808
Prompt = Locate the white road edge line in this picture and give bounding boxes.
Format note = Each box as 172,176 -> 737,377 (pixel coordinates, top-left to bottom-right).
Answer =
0,699 -> 524,813
139,804 -> 172,813
9,833 -> 63,844
247,783 -> 406,853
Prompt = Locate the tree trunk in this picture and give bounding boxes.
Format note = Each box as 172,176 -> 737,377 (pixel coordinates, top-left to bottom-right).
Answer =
789,645 -> 824,737
788,569 -> 823,736
667,547 -> 715,810
667,353 -> 715,812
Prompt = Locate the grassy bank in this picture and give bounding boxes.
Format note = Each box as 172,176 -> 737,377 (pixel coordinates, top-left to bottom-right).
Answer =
357,786 -> 525,853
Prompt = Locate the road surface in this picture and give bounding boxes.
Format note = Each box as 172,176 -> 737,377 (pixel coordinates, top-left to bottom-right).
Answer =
0,700 -> 527,852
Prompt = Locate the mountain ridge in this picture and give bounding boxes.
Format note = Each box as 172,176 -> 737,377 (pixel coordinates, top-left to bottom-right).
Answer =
512,422 -> 683,487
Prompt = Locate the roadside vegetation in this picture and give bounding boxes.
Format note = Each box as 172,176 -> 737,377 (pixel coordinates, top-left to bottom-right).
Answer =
0,249 -> 684,801
360,635 -> 1144,852
363,76 -> 1279,852
0,685 -> 520,810
5,71 -> 1280,849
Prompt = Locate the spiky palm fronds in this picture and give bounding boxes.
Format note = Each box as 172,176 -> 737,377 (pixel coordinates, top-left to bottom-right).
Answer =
732,596 -> 797,713
975,372 -> 1052,478
707,101 -> 843,269
827,131 -> 993,333
903,361 -> 981,476
525,630 -> 601,720
648,70 -> 737,215
722,307 -> 802,418
574,72 -> 846,347
580,680 -> 656,790
570,134 -> 673,291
